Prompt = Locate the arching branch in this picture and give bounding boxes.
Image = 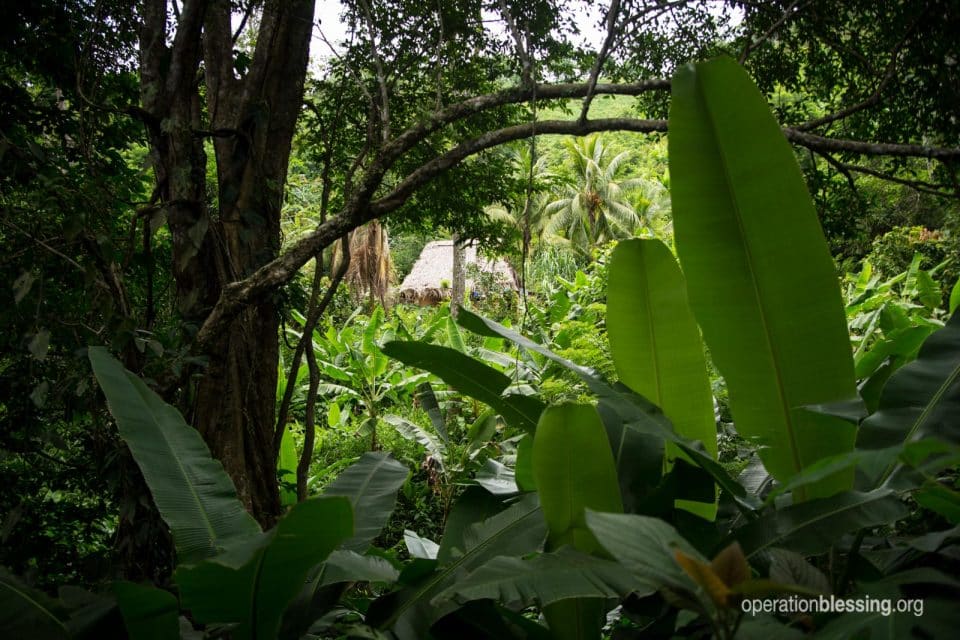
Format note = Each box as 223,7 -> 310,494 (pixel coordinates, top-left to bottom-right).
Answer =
194,84 -> 960,353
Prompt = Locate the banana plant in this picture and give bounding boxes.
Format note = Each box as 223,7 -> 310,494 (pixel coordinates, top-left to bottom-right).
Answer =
669,56 -> 860,501
302,306 -> 429,449
844,254 -> 951,410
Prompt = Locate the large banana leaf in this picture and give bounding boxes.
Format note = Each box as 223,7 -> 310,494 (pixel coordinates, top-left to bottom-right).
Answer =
607,238 -> 717,519
456,309 -> 756,514
669,57 -> 858,500
324,452 -> 409,553
534,404 -> 623,554
733,489 -> 907,558
436,547 -> 638,609
585,511 -> 704,595
533,404 -> 623,640
382,341 -> 544,434
367,493 -> 546,640
175,496 -> 352,640
0,567 -> 69,640
113,582 -> 179,640
857,309 -> 960,485
88,347 -> 261,563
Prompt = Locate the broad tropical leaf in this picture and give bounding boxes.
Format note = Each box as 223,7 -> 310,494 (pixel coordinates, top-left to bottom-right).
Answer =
417,382 -> 450,445
384,415 -> 446,463
857,309 -> 960,485
113,581 -> 179,640
734,489 -> 908,558
456,309 -> 757,514
175,496 -> 352,640
533,404 -> 623,640
321,550 -> 401,585
0,567 -> 69,640
585,511 -> 704,595
367,493 -> 546,640
534,404 -> 623,553
669,57 -> 858,500
607,238 -> 717,519
436,547 -> 638,609
324,452 -> 409,553
382,341 -> 544,433
88,347 -> 260,564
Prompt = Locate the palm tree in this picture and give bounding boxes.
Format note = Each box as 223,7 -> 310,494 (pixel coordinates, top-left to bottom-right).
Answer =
545,135 -> 647,257
484,144 -> 556,292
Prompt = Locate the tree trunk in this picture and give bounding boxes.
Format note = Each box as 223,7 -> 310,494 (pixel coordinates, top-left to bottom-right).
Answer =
139,0 -> 314,527
451,233 -> 466,318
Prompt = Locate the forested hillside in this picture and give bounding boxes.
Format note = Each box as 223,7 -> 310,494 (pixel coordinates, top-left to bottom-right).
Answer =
2,1 -> 959,638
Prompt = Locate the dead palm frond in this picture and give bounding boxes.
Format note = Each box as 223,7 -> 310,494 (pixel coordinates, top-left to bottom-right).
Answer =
332,219 -> 394,308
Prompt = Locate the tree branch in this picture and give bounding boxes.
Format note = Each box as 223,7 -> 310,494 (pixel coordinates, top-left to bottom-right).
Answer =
738,0 -> 808,64
783,129 -> 960,160
192,81 -> 960,353
579,0 -> 623,124
370,118 -> 668,216
498,0 -> 533,87
357,0 -> 391,142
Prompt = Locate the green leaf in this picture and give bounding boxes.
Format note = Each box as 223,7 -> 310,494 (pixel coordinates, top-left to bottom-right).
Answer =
515,434 -> 536,492
607,238 -> 717,519
474,460 -> 519,495
88,346 -> 261,564
466,409 -> 497,453
857,310 -> 960,485
382,341 -> 543,434
113,581 -> 179,640
767,549 -> 832,594
534,404 -> 622,554
367,493 -> 546,639
0,567 -> 69,640
362,306 -> 384,355
914,483 -> 960,524
175,496 -> 352,640
405,531 -> 440,559
437,547 -> 637,609
324,452 -> 409,553
384,414 -> 445,463
278,424 -> 298,507
734,489 -> 908,558
321,550 -> 401,586
417,382 -> 450,445
585,511 -> 704,594
446,315 -> 467,353
436,489 -> 510,565
457,310 -> 755,514
669,57 -> 858,500
950,276 -> 960,314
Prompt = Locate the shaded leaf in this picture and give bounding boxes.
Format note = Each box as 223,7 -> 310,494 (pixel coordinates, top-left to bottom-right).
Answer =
88,347 -> 260,564
324,452 -> 409,553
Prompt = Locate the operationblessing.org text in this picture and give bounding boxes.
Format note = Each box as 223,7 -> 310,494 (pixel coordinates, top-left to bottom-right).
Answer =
741,595 -> 924,617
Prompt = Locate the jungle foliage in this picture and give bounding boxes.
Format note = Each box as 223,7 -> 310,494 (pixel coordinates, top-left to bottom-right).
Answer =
3,1 -> 960,639
5,56 -> 959,640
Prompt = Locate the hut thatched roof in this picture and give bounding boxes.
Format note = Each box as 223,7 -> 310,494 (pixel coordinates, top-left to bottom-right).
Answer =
397,241 -> 516,303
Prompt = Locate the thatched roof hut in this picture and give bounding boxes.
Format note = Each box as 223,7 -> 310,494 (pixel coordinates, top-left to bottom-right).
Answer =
397,240 -> 517,305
